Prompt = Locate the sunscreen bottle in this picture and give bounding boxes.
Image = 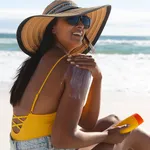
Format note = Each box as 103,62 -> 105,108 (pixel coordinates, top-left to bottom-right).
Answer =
115,113 -> 144,134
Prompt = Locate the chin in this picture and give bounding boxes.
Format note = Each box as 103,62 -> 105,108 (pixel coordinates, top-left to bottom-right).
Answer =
73,41 -> 82,49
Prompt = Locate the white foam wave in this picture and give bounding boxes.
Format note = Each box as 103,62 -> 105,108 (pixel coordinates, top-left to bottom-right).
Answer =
0,51 -> 27,83
1,51 -> 150,94
0,51 -> 26,58
0,38 -> 17,44
94,54 -> 150,94
97,40 -> 150,47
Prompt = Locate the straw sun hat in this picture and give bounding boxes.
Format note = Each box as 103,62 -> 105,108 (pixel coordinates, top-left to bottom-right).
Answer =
17,0 -> 111,56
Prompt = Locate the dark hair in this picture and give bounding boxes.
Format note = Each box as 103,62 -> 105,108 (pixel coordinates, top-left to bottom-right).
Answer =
10,18 -> 57,106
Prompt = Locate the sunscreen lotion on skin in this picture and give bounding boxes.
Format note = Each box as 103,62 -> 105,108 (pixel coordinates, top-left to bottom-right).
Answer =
116,113 -> 144,134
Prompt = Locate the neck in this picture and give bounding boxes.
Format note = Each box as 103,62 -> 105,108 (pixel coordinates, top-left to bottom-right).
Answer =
55,42 -> 68,54
55,41 -> 77,55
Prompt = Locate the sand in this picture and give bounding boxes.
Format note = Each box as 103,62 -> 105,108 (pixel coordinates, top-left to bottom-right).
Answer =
0,86 -> 150,150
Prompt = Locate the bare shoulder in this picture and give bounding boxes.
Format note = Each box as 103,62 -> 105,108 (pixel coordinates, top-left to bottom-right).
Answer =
51,65 -> 92,139
23,51 -> 70,113
40,50 -> 68,69
64,65 -> 91,92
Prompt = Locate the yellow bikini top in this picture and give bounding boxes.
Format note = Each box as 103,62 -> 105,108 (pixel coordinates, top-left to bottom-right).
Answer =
11,54 -> 67,141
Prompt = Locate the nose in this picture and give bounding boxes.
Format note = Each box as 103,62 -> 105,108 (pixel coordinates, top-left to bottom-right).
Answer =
76,21 -> 84,30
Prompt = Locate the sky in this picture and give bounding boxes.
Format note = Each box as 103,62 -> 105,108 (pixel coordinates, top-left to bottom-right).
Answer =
0,0 -> 150,36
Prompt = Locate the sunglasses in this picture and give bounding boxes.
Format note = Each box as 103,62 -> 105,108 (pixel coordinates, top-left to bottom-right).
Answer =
65,16 -> 91,29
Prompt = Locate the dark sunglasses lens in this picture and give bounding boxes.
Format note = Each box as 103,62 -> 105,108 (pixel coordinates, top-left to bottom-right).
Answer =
81,16 -> 91,29
66,16 -> 79,26
66,16 -> 91,29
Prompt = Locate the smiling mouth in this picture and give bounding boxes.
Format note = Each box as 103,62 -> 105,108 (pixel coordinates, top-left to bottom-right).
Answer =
73,32 -> 83,37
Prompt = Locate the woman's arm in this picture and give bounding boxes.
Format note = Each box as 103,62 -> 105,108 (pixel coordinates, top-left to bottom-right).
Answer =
66,54 -> 103,130
79,76 -> 102,130
51,65 -> 107,149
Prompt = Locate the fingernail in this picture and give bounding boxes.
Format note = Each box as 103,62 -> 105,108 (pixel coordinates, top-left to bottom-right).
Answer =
67,58 -> 71,61
76,65 -> 79,67
68,55 -> 72,58
123,124 -> 129,128
70,62 -> 75,64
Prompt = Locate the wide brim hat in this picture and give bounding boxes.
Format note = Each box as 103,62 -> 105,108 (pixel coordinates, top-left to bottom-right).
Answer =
17,0 -> 111,56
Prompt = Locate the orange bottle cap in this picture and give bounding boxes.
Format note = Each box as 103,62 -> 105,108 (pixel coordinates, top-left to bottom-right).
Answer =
133,113 -> 144,125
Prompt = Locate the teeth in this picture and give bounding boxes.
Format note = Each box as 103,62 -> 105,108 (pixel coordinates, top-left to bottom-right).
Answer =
73,32 -> 82,36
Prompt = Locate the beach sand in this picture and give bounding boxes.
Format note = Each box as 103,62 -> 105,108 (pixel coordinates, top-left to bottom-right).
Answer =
0,86 -> 150,150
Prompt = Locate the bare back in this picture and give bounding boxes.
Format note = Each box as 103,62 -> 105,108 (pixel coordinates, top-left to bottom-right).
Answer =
13,48 -> 91,118
13,49 -> 68,115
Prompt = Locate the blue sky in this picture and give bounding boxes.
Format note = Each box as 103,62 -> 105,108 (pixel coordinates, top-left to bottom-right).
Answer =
0,0 -> 150,35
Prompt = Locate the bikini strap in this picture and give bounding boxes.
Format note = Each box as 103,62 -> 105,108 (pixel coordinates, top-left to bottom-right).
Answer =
30,54 -> 67,113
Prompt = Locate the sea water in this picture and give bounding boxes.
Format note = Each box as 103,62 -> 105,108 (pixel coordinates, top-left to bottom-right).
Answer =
0,33 -> 150,95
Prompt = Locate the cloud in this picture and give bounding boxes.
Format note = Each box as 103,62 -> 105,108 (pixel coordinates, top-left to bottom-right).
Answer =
102,9 -> 150,35
0,28 -> 16,33
0,9 -> 41,33
109,9 -> 150,24
0,8 -> 150,35
0,8 -> 41,20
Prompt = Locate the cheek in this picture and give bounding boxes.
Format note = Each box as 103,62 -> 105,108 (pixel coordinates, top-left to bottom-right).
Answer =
56,26 -> 72,41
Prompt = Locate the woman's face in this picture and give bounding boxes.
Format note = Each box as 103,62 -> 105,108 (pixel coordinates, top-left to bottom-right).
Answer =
52,16 -> 87,52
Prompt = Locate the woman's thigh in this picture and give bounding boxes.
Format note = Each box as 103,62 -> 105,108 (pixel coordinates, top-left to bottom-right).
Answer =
92,114 -> 120,132
80,114 -> 120,132
79,114 -> 120,150
79,143 -> 114,150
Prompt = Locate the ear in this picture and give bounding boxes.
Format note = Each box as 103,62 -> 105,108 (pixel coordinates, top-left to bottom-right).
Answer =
52,26 -> 56,34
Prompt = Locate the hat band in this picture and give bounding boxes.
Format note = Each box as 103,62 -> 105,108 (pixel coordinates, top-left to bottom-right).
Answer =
46,2 -> 78,14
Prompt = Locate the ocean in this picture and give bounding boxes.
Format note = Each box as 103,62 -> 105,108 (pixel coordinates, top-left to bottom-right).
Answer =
0,33 -> 150,94
0,33 -> 150,54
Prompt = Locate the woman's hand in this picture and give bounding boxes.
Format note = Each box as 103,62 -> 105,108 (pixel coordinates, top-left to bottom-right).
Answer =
103,125 -> 130,145
67,54 -> 102,79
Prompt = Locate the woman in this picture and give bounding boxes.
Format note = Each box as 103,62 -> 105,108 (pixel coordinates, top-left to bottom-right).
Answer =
10,0 -> 150,150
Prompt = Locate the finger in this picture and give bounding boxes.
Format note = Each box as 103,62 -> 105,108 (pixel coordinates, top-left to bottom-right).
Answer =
117,124 -> 129,129
68,58 -> 94,63
73,57 -> 94,61
120,132 -> 131,140
75,65 -> 94,70
70,61 -> 96,65
70,54 -> 92,57
123,132 -> 131,137
69,57 -> 93,61
72,63 -> 96,67
68,54 -> 92,58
